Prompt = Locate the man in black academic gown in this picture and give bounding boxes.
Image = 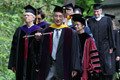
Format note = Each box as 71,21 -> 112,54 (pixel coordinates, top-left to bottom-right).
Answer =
8,5 -> 40,80
87,3 -> 116,80
113,28 -> 120,74
32,5 -> 82,80
115,20 -> 120,74
105,14 -> 120,74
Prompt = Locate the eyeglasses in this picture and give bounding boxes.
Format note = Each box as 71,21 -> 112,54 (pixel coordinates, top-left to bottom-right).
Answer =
73,23 -> 80,27
37,18 -> 42,20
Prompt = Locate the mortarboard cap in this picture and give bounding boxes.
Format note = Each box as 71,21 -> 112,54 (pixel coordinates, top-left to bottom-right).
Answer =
105,14 -> 115,20
93,3 -> 102,10
72,14 -> 85,25
63,3 -> 74,10
74,5 -> 84,14
53,5 -> 63,13
24,5 -> 36,15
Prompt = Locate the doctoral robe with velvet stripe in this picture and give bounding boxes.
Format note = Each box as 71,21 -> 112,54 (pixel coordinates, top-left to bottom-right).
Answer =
78,33 -> 101,80
8,25 -> 40,80
31,27 -> 82,80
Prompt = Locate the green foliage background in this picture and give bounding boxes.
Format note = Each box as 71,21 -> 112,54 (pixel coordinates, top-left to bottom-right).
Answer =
0,0 -> 105,80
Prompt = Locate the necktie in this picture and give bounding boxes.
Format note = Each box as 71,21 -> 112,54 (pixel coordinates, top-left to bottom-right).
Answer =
52,29 -> 60,60
56,29 -> 60,38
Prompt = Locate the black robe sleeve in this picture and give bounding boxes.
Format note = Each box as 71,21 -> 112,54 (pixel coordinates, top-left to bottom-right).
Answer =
113,30 -> 120,56
113,30 -> 120,72
8,27 -> 21,69
107,17 -> 115,49
72,30 -> 82,73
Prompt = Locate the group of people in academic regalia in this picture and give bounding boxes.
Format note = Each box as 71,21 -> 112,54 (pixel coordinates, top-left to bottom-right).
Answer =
8,2 -> 120,80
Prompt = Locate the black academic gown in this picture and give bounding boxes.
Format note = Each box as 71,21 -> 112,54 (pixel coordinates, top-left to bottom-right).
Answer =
88,16 -> 116,75
8,25 -> 40,80
31,27 -> 82,80
113,29 -> 120,72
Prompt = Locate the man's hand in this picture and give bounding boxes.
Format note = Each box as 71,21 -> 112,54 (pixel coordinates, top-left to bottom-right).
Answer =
116,56 -> 120,61
71,70 -> 77,78
12,67 -> 16,73
109,48 -> 113,54
35,32 -> 42,40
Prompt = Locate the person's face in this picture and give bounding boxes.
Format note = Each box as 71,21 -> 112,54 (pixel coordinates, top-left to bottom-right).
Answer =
23,12 -> 35,23
74,21 -> 84,32
94,9 -> 102,18
53,12 -> 64,26
36,14 -> 42,23
66,8 -> 73,15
